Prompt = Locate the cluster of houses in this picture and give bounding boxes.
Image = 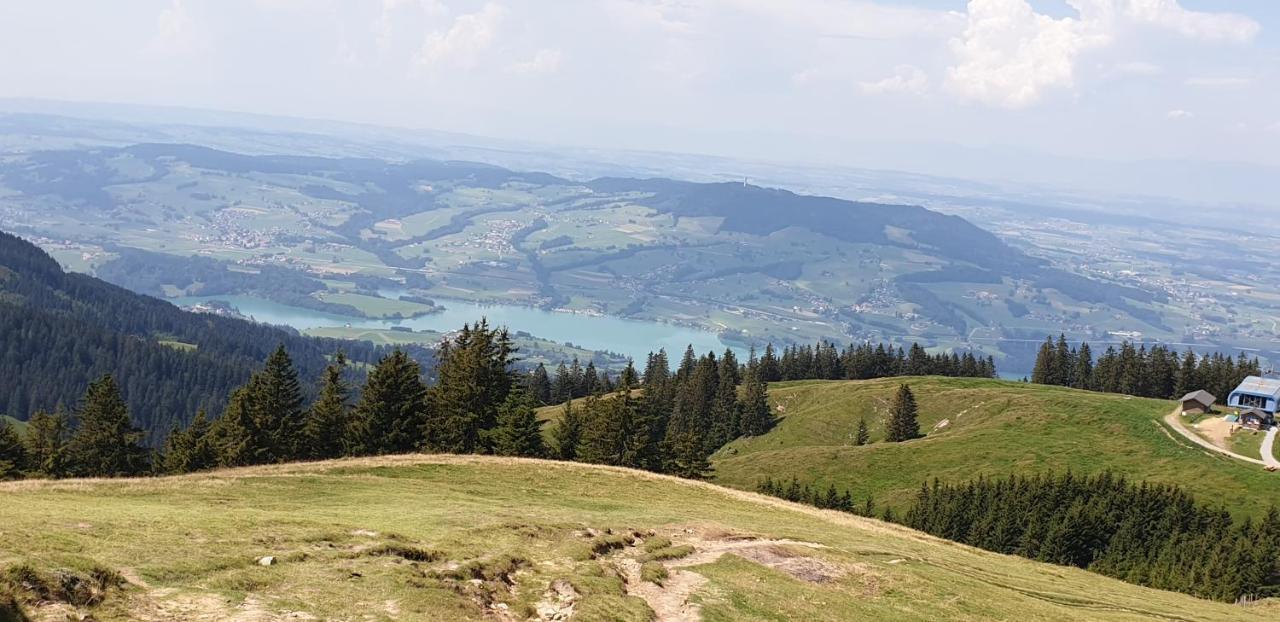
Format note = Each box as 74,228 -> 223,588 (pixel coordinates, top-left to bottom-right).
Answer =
1179,376 -> 1280,431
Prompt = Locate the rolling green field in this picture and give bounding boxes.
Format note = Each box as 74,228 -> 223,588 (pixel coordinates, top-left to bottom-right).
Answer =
2,455 -> 1275,621
711,378 -> 1280,517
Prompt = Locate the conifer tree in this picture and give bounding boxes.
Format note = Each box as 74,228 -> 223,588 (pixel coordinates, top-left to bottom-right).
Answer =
1031,337 -> 1056,385
424,320 -> 516,453
738,367 -> 773,436
64,375 -> 149,477
0,420 -> 25,479
352,349 -> 427,455
619,360 -> 639,388
525,363 -> 553,405
251,344 -> 306,462
208,385 -> 257,467
552,362 -> 573,403
885,383 -> 920,442
158,410 -> 216,474
22,410 -> 68,477
490,392 -> 546,458
665,430 -> 711,479
854,416 -> 869,446
304,353 -> 353,460
1073,343 -> 1094,390
552,399 -> 582,461
759,343 -> 781,381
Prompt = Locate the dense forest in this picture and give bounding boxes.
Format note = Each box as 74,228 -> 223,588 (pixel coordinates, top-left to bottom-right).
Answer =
756,470 -> 1280,604
0,320 -> 768,480
904,472 -> 1280,603
1029,334 -> 1263,400
0,231 -> 422,442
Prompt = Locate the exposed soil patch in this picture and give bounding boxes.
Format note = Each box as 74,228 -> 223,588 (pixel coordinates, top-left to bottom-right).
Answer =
601,528 -> 847,621
532,579 -> 578,621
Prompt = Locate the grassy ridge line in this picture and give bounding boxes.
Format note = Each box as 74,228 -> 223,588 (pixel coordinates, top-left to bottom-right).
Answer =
711,377 -> 1280,517
2,454 -> 1274,620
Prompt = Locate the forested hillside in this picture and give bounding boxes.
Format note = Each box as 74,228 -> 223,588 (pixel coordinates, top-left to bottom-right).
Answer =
0,231 -> 419,441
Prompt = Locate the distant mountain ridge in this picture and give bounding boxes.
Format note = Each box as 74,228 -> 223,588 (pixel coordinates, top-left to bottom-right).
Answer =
0,142 -> 1167,370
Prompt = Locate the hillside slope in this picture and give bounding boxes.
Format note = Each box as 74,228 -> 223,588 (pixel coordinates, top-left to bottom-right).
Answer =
711,378 -> 1280,517
1,455 -> 1273,621
0,142 -> 1170,365
0,230 -> 413,440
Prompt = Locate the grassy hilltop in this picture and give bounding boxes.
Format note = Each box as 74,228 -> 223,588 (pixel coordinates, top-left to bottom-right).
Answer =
711,377 -> 1280,517
2,455 -> 1276,621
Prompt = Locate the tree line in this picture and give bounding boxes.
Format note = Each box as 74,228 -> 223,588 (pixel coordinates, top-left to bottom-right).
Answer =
518,340 -> 997,408
903,472 -> 1280,603
1030,335 -> 1263,400
0,320 -> 780,481
756,341 -> 995,383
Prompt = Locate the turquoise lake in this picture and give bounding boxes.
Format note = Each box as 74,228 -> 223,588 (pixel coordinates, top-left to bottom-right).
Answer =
171,294 -> 743,363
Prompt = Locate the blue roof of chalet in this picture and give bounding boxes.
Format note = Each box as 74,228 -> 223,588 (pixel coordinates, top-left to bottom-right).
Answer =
1230,376 -> 1280,398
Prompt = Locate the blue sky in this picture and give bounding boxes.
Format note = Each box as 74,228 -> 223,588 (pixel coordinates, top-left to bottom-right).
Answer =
0,0 -> 1276,175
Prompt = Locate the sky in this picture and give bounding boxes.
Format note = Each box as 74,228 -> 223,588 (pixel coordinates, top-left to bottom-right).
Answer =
1,0 -> 1278,174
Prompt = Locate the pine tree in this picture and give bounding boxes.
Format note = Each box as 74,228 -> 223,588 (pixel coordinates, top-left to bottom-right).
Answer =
304,353 -> 353,460
552,362 -> 573,403
665,430 -> 712,479
526,363 -> 553,405
424,320 -> 516,453
251,344 -> 306,462
885,384 -> 920,442
22,410 -> 68,477
64,375 -> 149,477
1031,337 -> 1056,385
1073,343 -> 1094,390
552,399 -> 583,461
738,367 -> 773,436
158,410 -> 216,474
490,392 -> 546,458
854,416 -> 869,446
208,385 -> 257,467
352,349 -> 428,455
0,420 -> 25,479
619,360 -> 639,388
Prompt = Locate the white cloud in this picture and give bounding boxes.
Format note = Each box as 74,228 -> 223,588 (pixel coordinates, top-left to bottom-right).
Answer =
945,0 -> 1107,109
509,48 -> 563,75
943,0 -> 1260,109
1166,109 -> 1193,120
1114,0 -> 1260,43
859,66 -> 929,95
417,2 -> 504,69
1185,76 -> 1251,88
148,0 -> 200,55
1267,122 -> 1280,135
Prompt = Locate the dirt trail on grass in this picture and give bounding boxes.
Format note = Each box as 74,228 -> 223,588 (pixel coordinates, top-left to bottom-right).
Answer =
614,531 -> 845,622
1162,409 -> 1265,466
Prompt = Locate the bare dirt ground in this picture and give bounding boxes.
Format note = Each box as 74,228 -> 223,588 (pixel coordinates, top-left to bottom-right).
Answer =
1163,410 -> 1265,466
606,526 -> 859,622
1192,416 -> 1234,449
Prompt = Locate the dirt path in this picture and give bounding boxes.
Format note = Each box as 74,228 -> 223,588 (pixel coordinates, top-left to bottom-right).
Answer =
1162,409 -> 1265,466
614,534 -> 844,622
1262,427 -> 1280,469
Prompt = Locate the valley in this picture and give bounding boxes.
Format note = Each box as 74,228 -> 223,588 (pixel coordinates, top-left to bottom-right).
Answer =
0,137 -> 1214,377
